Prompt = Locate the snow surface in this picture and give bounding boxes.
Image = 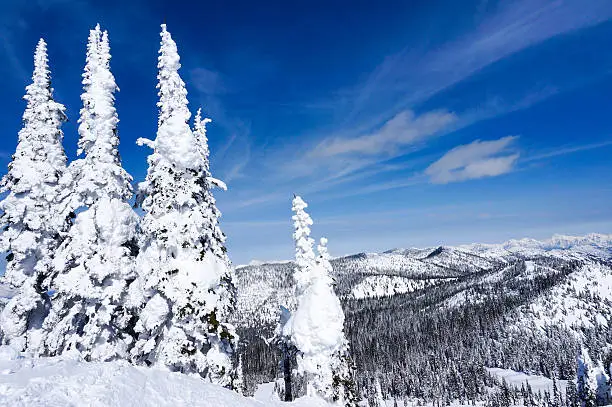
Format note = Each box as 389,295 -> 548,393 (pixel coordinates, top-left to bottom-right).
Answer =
519,262 -> 612,330
351,275 -> 455,299
487,368 -> 567,395
0,348 -> 330,406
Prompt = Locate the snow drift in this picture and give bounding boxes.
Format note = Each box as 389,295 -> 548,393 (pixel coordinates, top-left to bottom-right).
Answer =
0,347 -> 329,407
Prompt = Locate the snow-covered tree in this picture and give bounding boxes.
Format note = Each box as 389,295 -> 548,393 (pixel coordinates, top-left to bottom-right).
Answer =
317,237 -> 358,406
577,348 -> 597,407
131,24 -> 237,387
285,196 -> 357,406
0,39 -> 68,352
39,25 -> 139,361
291,196 -> 317,294
271,195 -> 317,401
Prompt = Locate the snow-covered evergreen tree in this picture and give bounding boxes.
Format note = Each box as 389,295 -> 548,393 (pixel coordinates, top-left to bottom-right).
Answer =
0,39 -> 68,352
39,25 -> 139,361
285,196 -> 357,406
131,24 -> 237,387
317,237 -> 358,406
291,196 -> 317,294
577,348 -> 597,407
271,195 -> 316,401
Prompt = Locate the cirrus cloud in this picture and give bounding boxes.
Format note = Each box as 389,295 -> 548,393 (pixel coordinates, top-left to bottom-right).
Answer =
425,136 -> 519,184
311,109 -> 457,157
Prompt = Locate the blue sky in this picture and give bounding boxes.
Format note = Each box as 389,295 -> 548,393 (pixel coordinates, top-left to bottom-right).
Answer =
1,0 -> 612,265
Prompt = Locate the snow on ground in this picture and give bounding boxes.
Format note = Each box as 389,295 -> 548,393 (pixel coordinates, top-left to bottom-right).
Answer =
487,368 -> 567,395
0,347 -> 329,407
351,275 -> 455,299
521,262 -> 612,330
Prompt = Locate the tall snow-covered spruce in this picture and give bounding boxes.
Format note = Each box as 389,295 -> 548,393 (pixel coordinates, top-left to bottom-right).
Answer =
132,24 -> 237,387
0,39 -> 68,352
39,25 -> 139,361
286,196 -> 357,406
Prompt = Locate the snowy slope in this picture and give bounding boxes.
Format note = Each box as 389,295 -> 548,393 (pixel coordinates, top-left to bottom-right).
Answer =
350,275 -> 456,299
487,368 -> 568,395
515,261 -> 612,330
0,347 -> 329,407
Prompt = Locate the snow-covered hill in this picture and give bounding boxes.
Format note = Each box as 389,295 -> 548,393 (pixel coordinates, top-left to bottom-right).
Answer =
0,347 -> 327,407
233,233 -> 612,324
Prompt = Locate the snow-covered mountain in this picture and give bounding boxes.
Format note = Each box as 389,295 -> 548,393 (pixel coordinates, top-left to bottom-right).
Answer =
234,233 -> 612,323
235,233 -> 612,401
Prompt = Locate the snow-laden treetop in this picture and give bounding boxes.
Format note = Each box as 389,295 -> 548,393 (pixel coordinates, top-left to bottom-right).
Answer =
137,24 -> 202,170
292,195 -> 317,292
1,37 -> 67,202
74,24 -> 132,205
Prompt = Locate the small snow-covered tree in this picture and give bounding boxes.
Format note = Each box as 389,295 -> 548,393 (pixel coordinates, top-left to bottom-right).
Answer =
286,196 -> 357,406
291,195 -> 317,294
40,25 -> 139,361
0,39 -> 68,352
131,24 -> 237,387
577,348 -> 597,407
319,237 -> 359,406
272,195 -> 317,401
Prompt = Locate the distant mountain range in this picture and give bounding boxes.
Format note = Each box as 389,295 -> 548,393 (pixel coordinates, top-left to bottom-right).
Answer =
234,233 -> 612,401
234,233 -> 612,323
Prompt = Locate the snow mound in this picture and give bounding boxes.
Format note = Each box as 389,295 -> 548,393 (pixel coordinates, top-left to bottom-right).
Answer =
0,349 -> 330,407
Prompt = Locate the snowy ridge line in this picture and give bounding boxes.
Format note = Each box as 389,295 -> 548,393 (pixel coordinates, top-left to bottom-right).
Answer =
238,233 -> 612,268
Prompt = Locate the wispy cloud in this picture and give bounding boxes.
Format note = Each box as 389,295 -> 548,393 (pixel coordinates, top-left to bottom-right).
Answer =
425,136 -> 519,183
342,0 -> 612,121
311,110 -> 457,157
266,0 -> 610,187
523,139 -> 612,162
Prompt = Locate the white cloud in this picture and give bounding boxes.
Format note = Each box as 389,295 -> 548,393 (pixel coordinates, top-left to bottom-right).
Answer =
426,136 -> 519,183
311,109 -> 457,157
